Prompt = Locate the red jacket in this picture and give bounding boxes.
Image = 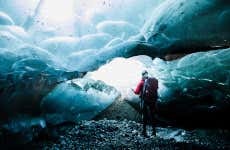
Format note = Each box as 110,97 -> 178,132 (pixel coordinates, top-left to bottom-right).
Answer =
134,79 -> 145,95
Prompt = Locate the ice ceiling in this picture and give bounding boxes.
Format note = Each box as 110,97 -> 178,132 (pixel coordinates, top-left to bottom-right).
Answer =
0,0 -> 162,35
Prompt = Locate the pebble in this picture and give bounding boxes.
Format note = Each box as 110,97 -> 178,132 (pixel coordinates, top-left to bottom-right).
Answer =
28,120 -> 229,150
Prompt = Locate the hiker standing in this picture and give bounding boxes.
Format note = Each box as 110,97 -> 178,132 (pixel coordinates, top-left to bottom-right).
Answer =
132,70 -> 158,137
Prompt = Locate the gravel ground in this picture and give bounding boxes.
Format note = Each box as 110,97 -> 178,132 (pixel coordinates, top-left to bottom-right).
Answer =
20,119 -> 229,150
2,97 -> 228,150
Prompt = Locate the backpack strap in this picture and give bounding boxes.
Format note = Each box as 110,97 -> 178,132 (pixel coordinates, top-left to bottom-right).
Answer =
141,78 -> 147,101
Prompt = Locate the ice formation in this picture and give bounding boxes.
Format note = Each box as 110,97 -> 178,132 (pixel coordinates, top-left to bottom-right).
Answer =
0,11 -> 14,25
41,79 -> 120,125
0,0 -> 229,138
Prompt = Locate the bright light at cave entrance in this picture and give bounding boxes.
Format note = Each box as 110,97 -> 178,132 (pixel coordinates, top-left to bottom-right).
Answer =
40,0 -> 75,23
87,56 -> 166,100
87,57 -> 147,97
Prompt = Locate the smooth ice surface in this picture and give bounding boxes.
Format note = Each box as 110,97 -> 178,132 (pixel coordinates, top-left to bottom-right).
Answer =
142,0 -> 230,51
40,36 -> 80,57
0,11 -> 14,25
105,38 -> 124,48
41,79 -> 120,125
96,21 -> 139,40
0,25 -> 30,41
0,30 -> 24,49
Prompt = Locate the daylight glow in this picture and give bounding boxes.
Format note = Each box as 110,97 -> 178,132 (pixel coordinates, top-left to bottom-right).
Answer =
87,57 -> 147,97
40,0 -> 75,23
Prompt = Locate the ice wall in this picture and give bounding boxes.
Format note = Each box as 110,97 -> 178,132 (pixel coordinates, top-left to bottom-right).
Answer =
88,48 -> 230,125
41,79 -> 120,125
142,0 -> 230,52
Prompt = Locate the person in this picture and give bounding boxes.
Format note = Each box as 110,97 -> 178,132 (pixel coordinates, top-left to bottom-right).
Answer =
132,70 -> 158,137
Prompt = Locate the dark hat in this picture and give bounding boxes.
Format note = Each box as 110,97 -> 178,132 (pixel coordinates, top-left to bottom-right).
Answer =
142,70 -> 148,76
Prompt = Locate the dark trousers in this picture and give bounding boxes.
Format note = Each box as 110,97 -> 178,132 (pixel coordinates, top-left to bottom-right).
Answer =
142,101 -> 156,133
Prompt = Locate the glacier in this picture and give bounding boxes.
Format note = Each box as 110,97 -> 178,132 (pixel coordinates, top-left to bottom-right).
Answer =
0,0 -> 230,143
0,12 -> 14,25
41,79 -> 120,125
89,48 -> 230,126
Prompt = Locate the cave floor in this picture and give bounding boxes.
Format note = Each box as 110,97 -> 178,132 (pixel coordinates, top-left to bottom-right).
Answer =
24,119 -> 230,150
24,98 -> 230,150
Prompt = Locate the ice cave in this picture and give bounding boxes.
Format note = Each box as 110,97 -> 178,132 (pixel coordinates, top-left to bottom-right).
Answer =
0,0 -> 230,149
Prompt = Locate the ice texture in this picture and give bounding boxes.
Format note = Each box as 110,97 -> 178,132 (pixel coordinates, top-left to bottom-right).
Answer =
0,30 -> 24,49
41,79 -> 120,125
0,11 -> 14,25
0,25 -> 30,41
40,36 -> 79,57
0,0 -> 230,131
94,48 -> 229,124
96,21 -> 139,40
142,0 -> 230,53
105,38 -> 124,48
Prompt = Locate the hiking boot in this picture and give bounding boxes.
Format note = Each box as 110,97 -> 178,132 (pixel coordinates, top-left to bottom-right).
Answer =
142,128 -> 148,137
152,128 -> 156,136
142,131 -> 148,137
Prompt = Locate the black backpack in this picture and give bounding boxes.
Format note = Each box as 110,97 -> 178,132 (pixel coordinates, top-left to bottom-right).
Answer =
141,77 -> 158,103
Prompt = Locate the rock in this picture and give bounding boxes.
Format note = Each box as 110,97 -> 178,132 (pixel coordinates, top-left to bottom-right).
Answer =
26,120 -> 230,149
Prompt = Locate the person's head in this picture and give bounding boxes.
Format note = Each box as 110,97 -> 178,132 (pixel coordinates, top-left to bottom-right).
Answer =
142,70 -> 148,79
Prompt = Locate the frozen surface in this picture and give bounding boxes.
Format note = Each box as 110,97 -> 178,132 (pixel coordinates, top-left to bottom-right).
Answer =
0,11 -> 14,25
0,31 -> 24,49
105,38 -> 124,48
41,79 -> 120,125
0,48 -> 18,73
40,36 -> 79,57
142,0 -> 230,52
0,25 -> 30,41
76,33 -> 113,50
40,33 -> 112,58
96,21 -> 139,40
0,0 -> 229,131
89,48 -> 230,123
